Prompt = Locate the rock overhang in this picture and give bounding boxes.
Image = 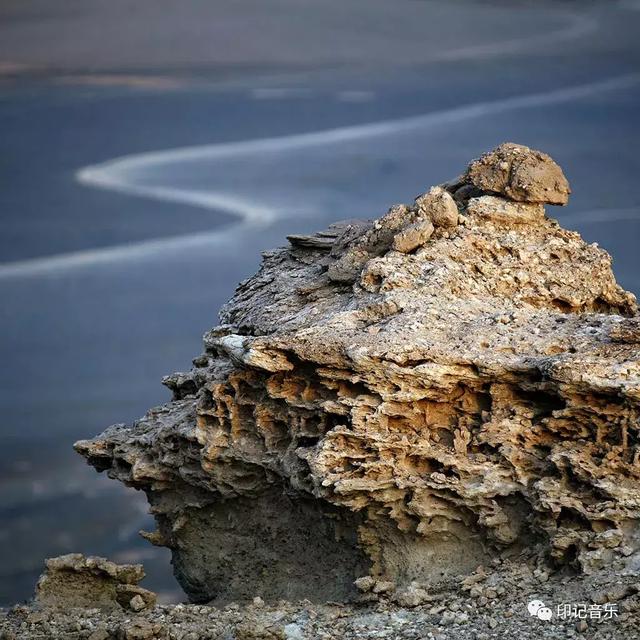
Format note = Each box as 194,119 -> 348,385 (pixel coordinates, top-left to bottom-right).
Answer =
75,143 -> 640,604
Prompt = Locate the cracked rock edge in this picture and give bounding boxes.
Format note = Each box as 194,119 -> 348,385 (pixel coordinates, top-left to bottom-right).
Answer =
75,143 -> 640,604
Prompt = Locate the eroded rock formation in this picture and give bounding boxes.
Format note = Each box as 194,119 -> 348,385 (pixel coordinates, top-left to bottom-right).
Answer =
75,143 -> 640,604
35,554 -> 156,612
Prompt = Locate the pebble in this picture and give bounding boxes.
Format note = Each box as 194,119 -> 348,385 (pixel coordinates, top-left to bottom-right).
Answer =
129,595 -> 146,612
284,623 -> 305,640
576,620 -> 588,633
372,580 -> 395,595
355,576 -> 376,593
440,611 -> 456,626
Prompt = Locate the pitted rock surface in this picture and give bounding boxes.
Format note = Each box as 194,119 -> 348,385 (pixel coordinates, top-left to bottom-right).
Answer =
75,144 -> 640,604
465,142 -> 571,205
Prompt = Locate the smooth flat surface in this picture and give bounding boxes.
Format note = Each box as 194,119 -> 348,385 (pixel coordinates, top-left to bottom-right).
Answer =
1,0 -> 639,604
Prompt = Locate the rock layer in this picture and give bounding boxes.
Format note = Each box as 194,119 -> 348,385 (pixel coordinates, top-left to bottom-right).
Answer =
76,144 -> 640,604
35,554 -> 155,612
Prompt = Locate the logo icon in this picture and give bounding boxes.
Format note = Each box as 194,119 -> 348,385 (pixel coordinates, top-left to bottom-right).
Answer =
528,600 -> 553,621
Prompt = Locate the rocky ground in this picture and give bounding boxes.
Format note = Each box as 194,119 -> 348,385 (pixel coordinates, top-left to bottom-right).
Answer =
1,557 -> 639,639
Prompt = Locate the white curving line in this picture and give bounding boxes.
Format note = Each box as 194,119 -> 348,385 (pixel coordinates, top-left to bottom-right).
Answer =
247,11 -> 597,104
2,73 -> 640,280
78,75 -> 640,176
431,13 -> 596,62
237,10 -> 596,93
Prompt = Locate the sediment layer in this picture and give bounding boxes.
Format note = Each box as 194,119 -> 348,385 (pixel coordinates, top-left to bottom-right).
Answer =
76,143 -> 640,604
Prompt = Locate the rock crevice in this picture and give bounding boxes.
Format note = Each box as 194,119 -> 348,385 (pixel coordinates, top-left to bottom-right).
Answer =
76,143 -> 640,604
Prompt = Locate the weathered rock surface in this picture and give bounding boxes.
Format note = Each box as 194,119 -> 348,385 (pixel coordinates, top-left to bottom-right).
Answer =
465,142 -> 571,205
75,144 -> 640,605
34,554 -> 156,612
2,559 -> 639,639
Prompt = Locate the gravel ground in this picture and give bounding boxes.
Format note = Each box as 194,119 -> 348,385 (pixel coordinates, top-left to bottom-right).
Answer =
2,559 -> 639,639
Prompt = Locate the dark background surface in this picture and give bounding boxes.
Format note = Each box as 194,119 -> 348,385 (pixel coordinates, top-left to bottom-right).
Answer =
1,0 -> 639,604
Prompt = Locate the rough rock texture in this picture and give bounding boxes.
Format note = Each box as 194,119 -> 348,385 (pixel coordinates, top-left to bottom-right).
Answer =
75,144 -> 640,606
3,559 -> 640,639
465,142 -> 571,205
34,554 -> 156,612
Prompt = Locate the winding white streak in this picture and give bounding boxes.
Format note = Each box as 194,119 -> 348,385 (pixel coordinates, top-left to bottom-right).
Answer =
242,11 -> 596,92
431,13 -> 596,62
2,74 -> 639,280
77,75 -> 640,178
242,15 -> 597,102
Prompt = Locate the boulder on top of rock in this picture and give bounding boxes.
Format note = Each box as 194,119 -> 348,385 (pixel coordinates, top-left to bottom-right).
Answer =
465,142 -> 571,205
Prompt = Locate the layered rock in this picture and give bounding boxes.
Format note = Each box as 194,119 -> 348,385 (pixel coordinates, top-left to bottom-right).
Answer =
76,143 -> 640,604
35,554 -> 156,612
